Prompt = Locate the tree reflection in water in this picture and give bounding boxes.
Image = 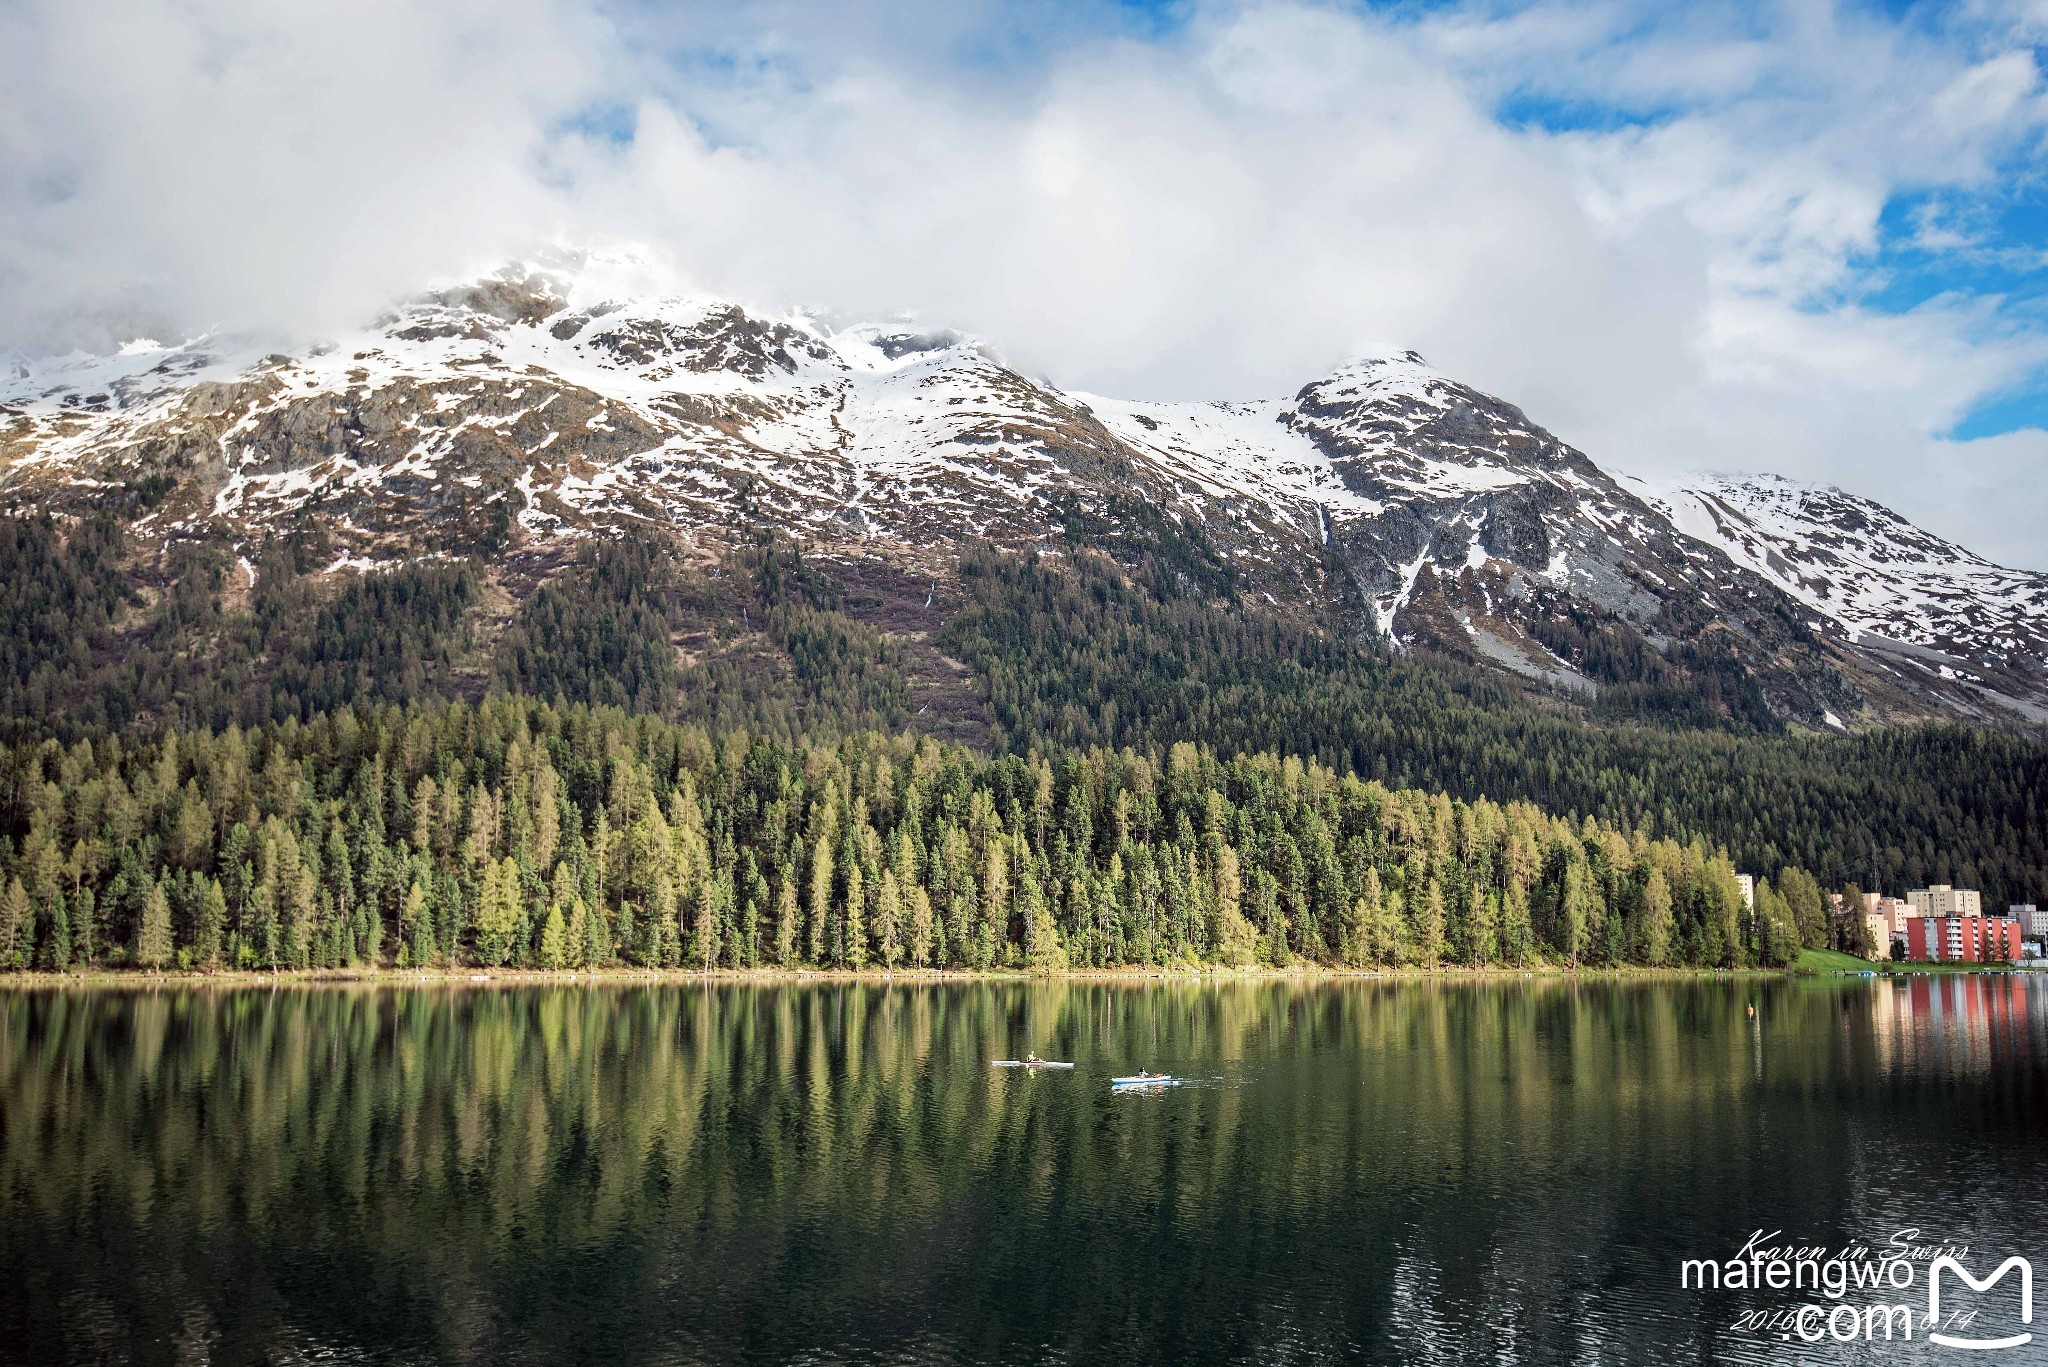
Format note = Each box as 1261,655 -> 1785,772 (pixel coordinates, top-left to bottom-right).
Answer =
1,977 -> 2043,1364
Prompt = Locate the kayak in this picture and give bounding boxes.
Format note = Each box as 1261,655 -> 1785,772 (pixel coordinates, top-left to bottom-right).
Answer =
1111,1075 -> 1174,1087
991,1060 -> 1076,1069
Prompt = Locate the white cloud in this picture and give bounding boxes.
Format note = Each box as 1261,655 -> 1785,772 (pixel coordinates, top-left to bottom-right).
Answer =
0,0 -> 616,351
1,0 -> 2045,568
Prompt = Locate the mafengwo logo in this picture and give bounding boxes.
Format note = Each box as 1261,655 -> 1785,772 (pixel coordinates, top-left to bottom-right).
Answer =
1680,1231 -> 2034,1348
1928,1255 -> 2032,1351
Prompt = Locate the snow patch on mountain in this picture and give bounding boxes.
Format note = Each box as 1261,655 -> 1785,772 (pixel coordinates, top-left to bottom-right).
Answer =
1079,394 -> 1383,523
1623,471 -> 2048,668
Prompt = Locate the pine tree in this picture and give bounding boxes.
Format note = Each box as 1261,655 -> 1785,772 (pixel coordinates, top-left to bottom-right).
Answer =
42,891 -> 70,971
1021,865 -> 1064,972
1468,881 -> 1499,967
693,875 -> 722,971
1780,866 -> 1827,951
402,880 -> 433,966
73,886 -> 97,967
1370,886 -> 1400,965
1335,893 -> 1368,967
616,899 -> 637,967
1707,855 -> 1744,968
1416,879 -> 1446,970
774,867 -> 798,966
908,883 -> 933,968
564,899 -> 589,970
285,865 -> 316,970
196,878 -> 227,969
807,836 -> 833,964
650,872 -> 679,969
581,896 -> 609,967
975,835 -> 1007,970
136,881 -> 174,970
1833,883 -> 1877,958
1349,867 -> 1385,965
843,863 -> 866,970
1754,880 -> 1799,967
1557,859 -> 1592,966
251,879 -> 280,970
475,856 -> 522,967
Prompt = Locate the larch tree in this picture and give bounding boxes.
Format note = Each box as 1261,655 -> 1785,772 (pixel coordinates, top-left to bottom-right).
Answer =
136,881 -> 174,970
538,901 -> 565,969
0,879 -> 27,970
1640,866 -> 1673,967
1212,845 -> 1258,967
876,868 -> 902,970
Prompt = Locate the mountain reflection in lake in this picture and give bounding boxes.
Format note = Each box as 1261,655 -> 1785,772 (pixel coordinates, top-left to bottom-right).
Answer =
1,976 -> 2043,1364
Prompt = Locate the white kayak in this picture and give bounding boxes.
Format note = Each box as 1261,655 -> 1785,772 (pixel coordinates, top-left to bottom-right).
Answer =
1111,1074 -> 1174,1087
992,1060 -> 1076,1069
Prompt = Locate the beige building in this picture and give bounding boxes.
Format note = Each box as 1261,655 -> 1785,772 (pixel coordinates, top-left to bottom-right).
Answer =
1864,893 -> 1911,941
1908,885 -> 1982,919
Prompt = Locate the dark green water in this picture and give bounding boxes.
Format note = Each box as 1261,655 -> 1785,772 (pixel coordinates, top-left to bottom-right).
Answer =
1,976 -> 2044,1364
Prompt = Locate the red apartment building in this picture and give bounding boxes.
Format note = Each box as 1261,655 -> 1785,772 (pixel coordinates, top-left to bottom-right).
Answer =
1906,915 -> 2023,963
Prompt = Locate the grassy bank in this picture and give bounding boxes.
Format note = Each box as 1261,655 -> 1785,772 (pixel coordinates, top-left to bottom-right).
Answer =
1793,947 -> 2022,974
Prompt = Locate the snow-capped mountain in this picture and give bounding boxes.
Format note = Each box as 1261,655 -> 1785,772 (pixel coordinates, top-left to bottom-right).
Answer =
1626,472 -> 2048,705
2,253 -> 2042,730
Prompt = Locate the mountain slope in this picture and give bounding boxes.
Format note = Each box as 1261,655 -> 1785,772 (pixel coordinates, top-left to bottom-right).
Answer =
2,252 -> 2042,731
1626,472 -> 2048,722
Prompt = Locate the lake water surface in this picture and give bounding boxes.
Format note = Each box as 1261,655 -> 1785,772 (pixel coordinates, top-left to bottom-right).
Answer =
1,976 -> 2044,1364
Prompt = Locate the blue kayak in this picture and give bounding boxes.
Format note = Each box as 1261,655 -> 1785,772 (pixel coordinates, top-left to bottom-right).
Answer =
1111,1074 -> 1173,1087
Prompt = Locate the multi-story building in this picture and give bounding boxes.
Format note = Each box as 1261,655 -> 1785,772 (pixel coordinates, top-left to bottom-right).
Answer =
1735,874 -> 1754,912
1908,885 -> 1983,919
1905,915 -> 2022,963
1860,894 -> 1911,957
2009,904 -> 2046,938
1836,892 -> 1911,959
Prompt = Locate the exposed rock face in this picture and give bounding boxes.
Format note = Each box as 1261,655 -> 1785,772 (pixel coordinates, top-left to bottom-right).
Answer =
2,255 -> 2042,730
1625,472 -> 2048,718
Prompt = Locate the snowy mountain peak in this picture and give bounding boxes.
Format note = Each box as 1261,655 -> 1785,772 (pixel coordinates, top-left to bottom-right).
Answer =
2,262 -> 2043,731
1299,350 -> 1443,404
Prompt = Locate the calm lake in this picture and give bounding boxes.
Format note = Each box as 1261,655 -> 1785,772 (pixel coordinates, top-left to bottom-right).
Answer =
1,976 -> 2044,1364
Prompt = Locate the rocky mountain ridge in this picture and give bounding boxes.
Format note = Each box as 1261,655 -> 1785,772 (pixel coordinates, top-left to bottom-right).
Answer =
2,254 -> 2042,732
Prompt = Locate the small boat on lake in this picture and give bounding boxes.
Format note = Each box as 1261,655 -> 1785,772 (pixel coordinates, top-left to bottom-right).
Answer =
991,1059 -> 1076,1069
1111,1074 -> 1174,1088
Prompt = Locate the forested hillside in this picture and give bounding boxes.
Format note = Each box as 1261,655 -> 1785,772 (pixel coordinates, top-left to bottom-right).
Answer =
0,507 -> 2039,979
941,546 -> 2048,906
0,699 -> 1811,974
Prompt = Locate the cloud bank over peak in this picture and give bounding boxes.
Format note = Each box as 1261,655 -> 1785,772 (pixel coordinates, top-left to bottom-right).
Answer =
2,0 -> 2045,568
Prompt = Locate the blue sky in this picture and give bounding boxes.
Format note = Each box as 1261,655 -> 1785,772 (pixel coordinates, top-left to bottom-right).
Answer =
5,0 -> 2047,564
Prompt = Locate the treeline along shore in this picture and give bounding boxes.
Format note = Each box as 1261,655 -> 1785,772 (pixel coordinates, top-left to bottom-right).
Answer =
0,698 -> 1839,976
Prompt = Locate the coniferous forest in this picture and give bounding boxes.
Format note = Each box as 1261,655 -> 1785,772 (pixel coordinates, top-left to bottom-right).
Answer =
0,698 -> 1808,973
0,509 -> 2039,974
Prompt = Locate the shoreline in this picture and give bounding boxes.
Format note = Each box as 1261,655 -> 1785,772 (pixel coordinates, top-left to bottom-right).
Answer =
0,961 -> 2020,989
